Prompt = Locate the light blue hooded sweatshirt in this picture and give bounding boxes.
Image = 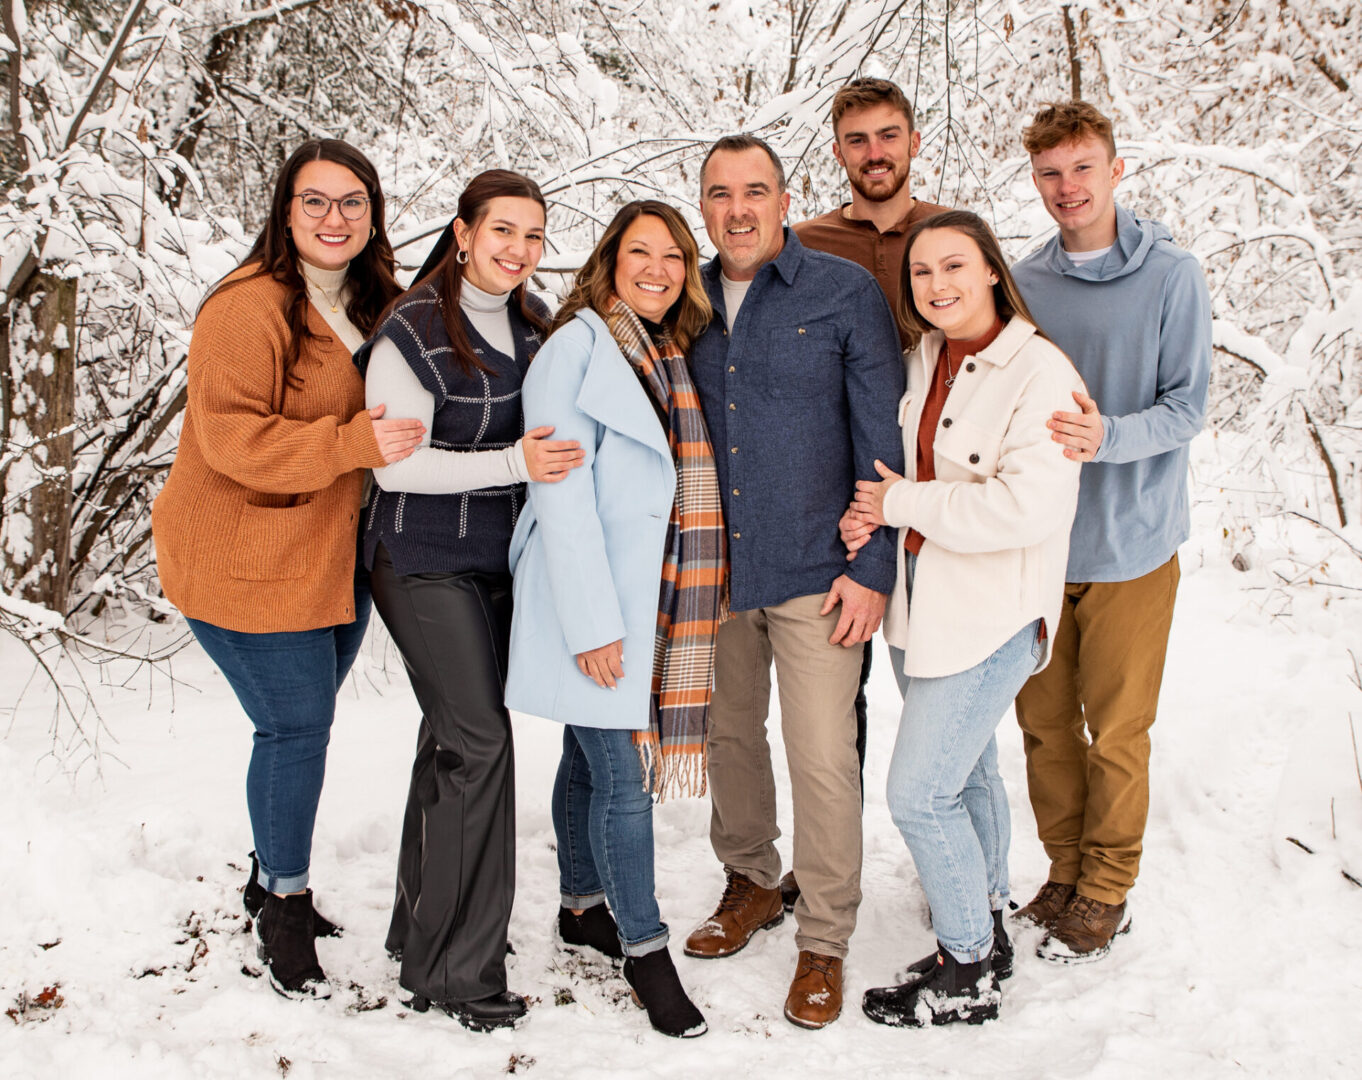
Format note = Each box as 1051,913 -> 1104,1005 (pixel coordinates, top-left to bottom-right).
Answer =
1013,205 -> 1212,583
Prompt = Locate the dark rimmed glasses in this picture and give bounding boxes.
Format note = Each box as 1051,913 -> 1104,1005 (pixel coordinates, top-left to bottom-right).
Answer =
294,193 -> 371,220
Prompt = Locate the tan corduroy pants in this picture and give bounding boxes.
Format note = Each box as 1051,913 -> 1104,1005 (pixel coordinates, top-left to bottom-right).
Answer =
1014,554 -> 1181,905
706,592 -> 864,958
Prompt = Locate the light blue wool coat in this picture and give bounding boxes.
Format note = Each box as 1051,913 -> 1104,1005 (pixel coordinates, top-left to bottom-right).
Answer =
505,310 -> 675,731
1012,205 -> 1212,583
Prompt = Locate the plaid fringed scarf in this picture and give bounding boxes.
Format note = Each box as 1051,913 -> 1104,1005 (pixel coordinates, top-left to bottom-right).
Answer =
605,297 -> 728,802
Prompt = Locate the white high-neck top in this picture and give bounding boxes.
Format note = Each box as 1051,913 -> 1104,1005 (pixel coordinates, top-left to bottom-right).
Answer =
299,259 -> 364,353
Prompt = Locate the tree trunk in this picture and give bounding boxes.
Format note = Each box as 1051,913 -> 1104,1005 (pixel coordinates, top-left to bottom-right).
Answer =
2,271 -> 77,612
1061,5 -> 1082,100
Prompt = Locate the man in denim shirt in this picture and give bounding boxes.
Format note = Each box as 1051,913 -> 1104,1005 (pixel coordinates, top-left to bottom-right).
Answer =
681,135 -> 904,1029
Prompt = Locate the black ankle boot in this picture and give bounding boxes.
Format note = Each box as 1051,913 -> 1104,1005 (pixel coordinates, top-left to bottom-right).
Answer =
894,910 -> 1013,983
243,853 -> 342,938
409,990 -> 528,1033
559,904 -> 625,960
622,948 -> 707,1038
255,890 -> 330,999
864,944 -> 1000,1027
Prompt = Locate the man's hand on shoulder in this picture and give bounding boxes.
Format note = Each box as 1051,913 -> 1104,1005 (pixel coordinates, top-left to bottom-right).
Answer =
820,574 -> 887,647
1049,390 -> 1104,462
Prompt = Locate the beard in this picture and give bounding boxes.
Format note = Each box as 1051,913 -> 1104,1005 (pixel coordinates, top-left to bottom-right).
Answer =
849,158 -> 911,203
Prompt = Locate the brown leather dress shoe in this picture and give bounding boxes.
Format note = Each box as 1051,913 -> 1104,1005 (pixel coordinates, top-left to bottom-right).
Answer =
784,950 -> 843,1029
683,871 -> 784,959
1014,880 -> 1075,930
1037,894 -> 1131,964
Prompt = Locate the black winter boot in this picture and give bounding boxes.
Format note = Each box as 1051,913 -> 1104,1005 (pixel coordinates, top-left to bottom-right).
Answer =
894,910 -> 1013,983
559,904 -> 625,960
254,890 -> 330,999
242,853 -> 342,938
622,948 -> 707,1038
409,990 -> 528,1032
864,944 -> 1000,1027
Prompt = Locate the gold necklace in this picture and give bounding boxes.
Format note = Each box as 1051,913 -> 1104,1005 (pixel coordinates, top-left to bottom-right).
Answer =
304,272 -> 344,313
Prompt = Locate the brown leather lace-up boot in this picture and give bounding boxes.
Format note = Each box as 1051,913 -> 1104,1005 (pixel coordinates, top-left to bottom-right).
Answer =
683,871 -> 784,959
784,950 -> 843,1028
1037,894 -> 1131,963
1014,880 -> 1075,930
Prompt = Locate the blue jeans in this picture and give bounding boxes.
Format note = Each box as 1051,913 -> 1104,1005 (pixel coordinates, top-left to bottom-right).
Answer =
188,575 -> 371,894
552,725 -> 668,957
887,611 -> 1041,964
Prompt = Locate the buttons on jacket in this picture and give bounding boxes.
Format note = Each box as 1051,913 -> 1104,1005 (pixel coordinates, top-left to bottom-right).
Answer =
966,362 -> 976,372
732,488 -> 740,496
969,453 -> 980,464
942,418 -> 953,428
728,365 -> 736,373
732,531 -> 741,539
729,402 -> 736,411
797,327 -> 806,335
731,446 -> 738,454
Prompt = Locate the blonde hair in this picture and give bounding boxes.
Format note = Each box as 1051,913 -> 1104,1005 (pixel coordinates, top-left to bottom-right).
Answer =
551,201 -> 712,352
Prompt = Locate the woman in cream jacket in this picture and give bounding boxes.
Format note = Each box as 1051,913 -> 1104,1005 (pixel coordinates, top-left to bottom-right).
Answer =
844,210 -> 1083,1028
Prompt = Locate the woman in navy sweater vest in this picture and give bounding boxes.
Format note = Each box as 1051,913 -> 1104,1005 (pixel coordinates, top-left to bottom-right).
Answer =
356,170 -> 583,1031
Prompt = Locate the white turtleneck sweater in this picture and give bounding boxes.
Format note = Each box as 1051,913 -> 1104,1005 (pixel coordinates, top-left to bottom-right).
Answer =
301,259 -> 364,352
366,279 -> 530,494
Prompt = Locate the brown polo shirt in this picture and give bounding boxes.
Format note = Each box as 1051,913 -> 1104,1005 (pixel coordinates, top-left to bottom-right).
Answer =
793,198 -> 950,348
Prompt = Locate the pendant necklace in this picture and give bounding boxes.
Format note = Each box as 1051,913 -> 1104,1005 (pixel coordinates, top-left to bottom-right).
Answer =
304,272 -> 343,313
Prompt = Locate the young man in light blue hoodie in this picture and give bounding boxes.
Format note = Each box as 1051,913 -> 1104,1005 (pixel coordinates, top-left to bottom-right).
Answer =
1010,101 -> 1211,962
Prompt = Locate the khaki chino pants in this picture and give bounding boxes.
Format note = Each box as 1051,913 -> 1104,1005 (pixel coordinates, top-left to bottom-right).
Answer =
707,592 -> 864,958
1014,555 -> 1180,905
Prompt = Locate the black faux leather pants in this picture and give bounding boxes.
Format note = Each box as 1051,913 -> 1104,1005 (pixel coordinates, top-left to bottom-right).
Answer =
370,546 -> 516,1004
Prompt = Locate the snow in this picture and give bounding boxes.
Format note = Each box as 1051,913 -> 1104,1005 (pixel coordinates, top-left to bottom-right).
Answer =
3,441 -> 1360,1078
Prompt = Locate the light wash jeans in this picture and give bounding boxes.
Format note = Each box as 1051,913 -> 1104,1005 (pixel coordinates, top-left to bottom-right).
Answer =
886,559 -> 1041,962
553,725 -> 669,957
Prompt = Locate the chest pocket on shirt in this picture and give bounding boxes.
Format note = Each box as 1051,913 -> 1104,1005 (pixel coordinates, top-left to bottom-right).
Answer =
934,417 -> 1003,479
761,326 -> 842,399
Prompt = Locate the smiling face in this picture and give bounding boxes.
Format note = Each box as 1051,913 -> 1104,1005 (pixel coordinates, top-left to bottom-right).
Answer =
700,147 -> 790,281
452,195 -> 546,295
613,213 -> 686,322
288,160 -> 373,272
832,101 -> 921,204
1030,135 -> 1124,253
907,227 -> 1000,341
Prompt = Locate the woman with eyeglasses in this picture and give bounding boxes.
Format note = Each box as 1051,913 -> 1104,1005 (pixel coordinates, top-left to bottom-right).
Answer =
355,169 -> 585,1032
153,139 -> 421,1000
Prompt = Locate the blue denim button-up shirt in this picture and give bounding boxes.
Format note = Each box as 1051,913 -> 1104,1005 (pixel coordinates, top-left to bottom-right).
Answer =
690,229 -> 906,612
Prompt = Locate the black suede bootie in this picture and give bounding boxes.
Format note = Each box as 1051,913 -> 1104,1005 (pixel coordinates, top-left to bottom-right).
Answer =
559,904 -> 625,960
254,890 -> 330,999
622,948 -> 707,1038
242,853 -> 341,938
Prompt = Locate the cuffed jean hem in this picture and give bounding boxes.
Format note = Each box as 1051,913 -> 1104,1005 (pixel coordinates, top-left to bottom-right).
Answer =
259,865 -> 309,895
990,890 -> 1009,911
620,926 -> 670,959
944,935 -> 995,965
561,890 -> 607,910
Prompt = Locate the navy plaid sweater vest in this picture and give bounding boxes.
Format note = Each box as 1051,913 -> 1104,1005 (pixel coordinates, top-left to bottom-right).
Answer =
356,283 -> 548,575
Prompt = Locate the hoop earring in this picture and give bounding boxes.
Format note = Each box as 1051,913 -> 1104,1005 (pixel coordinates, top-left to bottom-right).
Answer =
456,249 -> 469,265
370,226 -> 376,239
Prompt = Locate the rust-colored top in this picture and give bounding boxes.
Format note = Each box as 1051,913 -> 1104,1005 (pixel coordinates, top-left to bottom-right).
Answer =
152,266 -> 385,633
906,318 -> 1006,555
793,198 -> 950,347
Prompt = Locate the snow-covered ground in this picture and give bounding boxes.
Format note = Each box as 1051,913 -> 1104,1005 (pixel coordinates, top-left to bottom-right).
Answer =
3,435 -> 1361,1079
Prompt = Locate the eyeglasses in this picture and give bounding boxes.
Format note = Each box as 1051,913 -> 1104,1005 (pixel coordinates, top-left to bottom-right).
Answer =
294,193 -> 371,220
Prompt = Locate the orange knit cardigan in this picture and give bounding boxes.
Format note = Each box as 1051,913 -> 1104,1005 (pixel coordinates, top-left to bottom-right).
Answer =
153,267 -> 386,633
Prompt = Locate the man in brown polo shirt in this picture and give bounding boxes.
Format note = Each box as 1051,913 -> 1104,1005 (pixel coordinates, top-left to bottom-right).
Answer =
780,78 -> 948,912
795,77 -> 948,349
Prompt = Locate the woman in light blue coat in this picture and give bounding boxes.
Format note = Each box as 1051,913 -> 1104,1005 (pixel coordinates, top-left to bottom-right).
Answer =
506,201 -> 724,1038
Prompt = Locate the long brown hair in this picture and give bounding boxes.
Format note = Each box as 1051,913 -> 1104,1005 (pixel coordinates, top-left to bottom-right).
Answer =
396,169 -> 551,378
550,201 -> 712,353
205,140 -> 401,389
898,209 -> 1044,342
